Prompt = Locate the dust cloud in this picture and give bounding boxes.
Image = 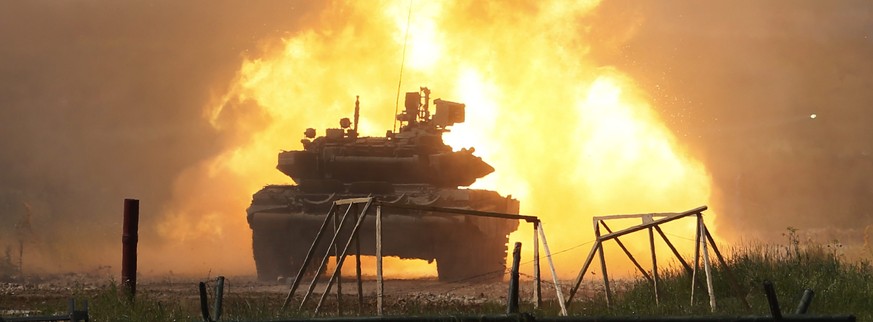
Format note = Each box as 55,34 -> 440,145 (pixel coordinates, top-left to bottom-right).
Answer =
0,0 -> 322,275
1,0 -> 870,280
585,0 -> 873,243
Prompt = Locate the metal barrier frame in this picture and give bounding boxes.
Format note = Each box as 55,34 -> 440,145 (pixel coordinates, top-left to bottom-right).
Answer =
280,197 -> 569,316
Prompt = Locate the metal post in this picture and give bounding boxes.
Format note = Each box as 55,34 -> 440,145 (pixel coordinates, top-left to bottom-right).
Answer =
764,281 -> 783,320
213,276 -> 225,321
313,200 -> 374,314
795,289 -> 815,314
122,198 -> 139,299
533,221 -> 542,309
354,204 -> 364,314
507,242 -> 521,314
566,241 -> 600,306
199,282 -> 211,322
538,223 -> 568,316
700,217 -> 716,312
649,227 -> 659,305
691,215 -> 701,306
301,202 -> 363,310
376,204 -> 384,316
596,221 -> 612,307
282,204 -> 338,310
71,299 -> 88,322
654,226 -> 692,274
333,213 -> 343,315
704,226 -> 752,310
601,222 -> 652,283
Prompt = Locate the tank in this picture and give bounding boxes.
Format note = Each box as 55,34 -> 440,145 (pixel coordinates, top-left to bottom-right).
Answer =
246,87 -> 520,282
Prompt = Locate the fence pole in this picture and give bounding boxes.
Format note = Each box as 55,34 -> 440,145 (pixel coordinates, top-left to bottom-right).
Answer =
282,204 -> 338,310
595,221 -> 612,307
700,216 -> 716,312
121,198 -> 139,299
376,204 -> 384,316
507,242 -> 522,314
214,276 -> 225,321
533,221 -> 542,309
538,223 -> 568,316
333,213 -> 343,316
199,282 -> 211,322
764,281 -> 783,320
690,215 -> 701,306
354,204 -> 364,314
649,227 -> 659,305
795,289 -> 815,315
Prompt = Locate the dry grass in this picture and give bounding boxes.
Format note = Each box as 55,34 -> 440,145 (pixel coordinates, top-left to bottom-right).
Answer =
1,228 -> 870,321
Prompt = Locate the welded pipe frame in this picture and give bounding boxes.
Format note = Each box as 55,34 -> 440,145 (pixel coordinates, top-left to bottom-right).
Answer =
566,206 -> 727,308
284,197 -> 568,316
565,205 -> 750,313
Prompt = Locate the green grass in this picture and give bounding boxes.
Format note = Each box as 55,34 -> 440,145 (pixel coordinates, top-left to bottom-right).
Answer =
577,228 -> 872,319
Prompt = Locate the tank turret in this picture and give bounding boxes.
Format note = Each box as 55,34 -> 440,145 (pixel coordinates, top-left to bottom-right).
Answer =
277,88 -> 492,187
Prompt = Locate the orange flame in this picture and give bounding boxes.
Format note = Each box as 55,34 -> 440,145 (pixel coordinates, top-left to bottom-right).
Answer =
150,1 -> 714,279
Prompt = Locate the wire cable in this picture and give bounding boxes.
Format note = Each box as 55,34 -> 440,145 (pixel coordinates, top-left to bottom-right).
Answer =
392,0 -> 413,133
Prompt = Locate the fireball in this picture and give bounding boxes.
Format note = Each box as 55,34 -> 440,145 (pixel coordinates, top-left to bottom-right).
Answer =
153,1 -> 714,279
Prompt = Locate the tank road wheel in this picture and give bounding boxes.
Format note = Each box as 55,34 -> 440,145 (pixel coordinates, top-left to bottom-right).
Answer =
436,234 -> 508,283
252,228 -> 295,282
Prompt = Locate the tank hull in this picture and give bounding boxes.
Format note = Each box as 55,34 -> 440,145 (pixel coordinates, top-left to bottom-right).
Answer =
247,183 -> 520,282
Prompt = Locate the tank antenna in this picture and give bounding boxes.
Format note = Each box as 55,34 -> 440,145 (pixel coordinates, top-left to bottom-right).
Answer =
353,95 -> 360,133
392,0 -> 413,134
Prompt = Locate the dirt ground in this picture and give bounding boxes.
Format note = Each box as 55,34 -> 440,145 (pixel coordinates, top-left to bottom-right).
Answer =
0,272 -> 601,317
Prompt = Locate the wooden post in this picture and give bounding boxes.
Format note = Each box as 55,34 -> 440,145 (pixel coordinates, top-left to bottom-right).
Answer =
507,242 -> 521,314
121,198 -> 139,299
538,223 -> 568,316
595,221 -> 612,307
649,227 -> 660,305
533,221 -> 542,309
376,204 -> 384,316
700,216 -> 717,312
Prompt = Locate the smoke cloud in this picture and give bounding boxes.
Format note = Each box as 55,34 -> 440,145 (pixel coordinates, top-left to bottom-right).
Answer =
0,0 -> 322,274
1,0 -> 870,278
586,0 -> 873,241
